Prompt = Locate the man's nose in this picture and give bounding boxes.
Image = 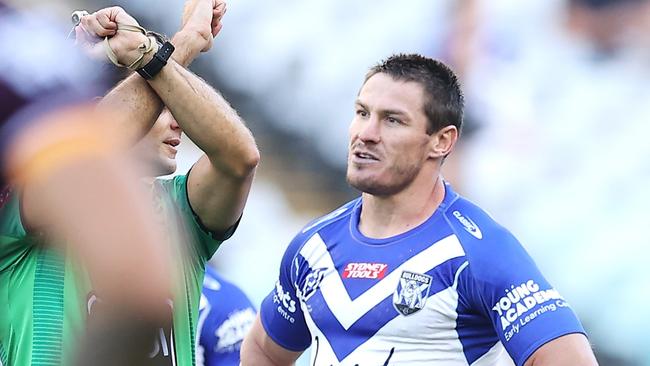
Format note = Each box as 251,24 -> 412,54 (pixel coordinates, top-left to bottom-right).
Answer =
357,118 -> 381,143
170,118 -> 181,131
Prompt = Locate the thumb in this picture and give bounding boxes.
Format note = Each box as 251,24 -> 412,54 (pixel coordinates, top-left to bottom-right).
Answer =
111,7 -> 139,26
95,8 -> 118,26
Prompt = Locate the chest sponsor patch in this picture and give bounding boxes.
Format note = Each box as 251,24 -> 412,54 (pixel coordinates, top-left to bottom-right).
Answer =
342,262 -> 388,279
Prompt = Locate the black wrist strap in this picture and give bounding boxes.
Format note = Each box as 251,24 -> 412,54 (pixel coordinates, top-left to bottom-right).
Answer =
137,41 -> 175,80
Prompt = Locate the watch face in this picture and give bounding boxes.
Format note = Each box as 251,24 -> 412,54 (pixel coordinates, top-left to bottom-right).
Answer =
137,42 -> 174,79
161,42 -> 175,58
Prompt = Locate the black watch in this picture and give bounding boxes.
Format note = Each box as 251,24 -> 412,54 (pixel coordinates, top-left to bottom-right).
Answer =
137,41 -> 175,80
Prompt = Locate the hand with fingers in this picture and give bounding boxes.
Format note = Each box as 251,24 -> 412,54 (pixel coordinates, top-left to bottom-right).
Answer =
179,0 -> 227,57
74,7 -> 155,69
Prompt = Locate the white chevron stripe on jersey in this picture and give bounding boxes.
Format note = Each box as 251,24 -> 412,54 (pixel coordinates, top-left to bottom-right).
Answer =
298,234 -> 465,329
311,288 -> 466,365
302,259 -> 472,365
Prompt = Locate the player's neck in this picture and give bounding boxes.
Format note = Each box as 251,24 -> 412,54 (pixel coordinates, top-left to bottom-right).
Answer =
358,175 -> 445,239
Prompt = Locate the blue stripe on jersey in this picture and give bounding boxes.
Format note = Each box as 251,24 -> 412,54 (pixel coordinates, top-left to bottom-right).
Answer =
454,265 -> 500,364
305,288 -> 395,360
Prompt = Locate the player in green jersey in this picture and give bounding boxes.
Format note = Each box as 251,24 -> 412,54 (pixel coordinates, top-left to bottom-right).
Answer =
0,2 -> 177,365
0,1 -> 259,365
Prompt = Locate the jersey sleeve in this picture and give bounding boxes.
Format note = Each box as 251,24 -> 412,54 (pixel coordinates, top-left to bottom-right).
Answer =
0,189 -> 32,272
259,235 -> 312,352
198,269 -> 256,366
460,230 -> 586,366
161,174 -> 237,261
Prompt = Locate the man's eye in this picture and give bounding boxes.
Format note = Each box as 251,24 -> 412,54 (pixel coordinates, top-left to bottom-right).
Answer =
387,117 -> 400,124
356,110 -> 368,117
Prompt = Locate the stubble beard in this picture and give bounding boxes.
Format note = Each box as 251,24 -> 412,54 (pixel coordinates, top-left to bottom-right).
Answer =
346,163 -> 420,197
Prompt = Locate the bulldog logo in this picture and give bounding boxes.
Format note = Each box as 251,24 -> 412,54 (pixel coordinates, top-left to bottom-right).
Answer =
393,271 -> 432,316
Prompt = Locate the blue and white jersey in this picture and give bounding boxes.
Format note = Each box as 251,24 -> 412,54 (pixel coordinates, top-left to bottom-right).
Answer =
260,183 -> 586,366
196,266 -> 256,366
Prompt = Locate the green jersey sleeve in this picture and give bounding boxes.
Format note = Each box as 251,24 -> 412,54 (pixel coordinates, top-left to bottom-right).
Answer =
156,174 -> 238,262
0,189 -> 33,273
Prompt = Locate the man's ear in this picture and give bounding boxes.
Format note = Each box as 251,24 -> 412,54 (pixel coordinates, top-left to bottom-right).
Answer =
428,125 -> 458,159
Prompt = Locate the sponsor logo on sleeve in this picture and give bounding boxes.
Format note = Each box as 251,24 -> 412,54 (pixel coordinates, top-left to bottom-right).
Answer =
215,307 -> 256,353
272,281 -> 296,323
392,271 -> 433,316
452,210 -> 483,239
492,279 -> 572,341
342,262 -> 388,279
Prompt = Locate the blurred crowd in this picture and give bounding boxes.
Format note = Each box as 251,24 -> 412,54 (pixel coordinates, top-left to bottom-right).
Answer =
6,0 -> 649,364
454,2 -> 650,365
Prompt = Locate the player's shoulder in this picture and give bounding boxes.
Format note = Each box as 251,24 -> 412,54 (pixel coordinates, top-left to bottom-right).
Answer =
441,184 -> 528,274
299,198 -> 359,237
202,265 -> 224,292
203,266 -> 241,294
284,198 -> 359,256
442,187 -> 511,243
202,266 -> 254,307
0,187 -> 24,235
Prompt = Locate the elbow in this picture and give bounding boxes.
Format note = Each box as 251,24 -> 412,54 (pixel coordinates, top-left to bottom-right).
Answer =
228,144 -> 260,179
246,145 -> 261,170
240,144 -> 261,176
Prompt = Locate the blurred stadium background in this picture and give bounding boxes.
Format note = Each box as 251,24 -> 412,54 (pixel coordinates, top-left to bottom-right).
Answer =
8,0 -> 650,364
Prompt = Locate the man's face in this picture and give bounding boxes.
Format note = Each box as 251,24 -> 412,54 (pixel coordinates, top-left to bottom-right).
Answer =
131,109 -> 182,177
346,73 -> 432,196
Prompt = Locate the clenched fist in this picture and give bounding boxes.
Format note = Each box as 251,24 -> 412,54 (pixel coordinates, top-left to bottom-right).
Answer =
181,0 -> 227,53
75,7 -> 154,68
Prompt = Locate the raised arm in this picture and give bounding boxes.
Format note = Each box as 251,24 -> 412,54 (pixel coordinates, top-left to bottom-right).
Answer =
97,1 -> 257,232
77,1 -> 256,232
146,57 -> 259,232
77,1 -> 226,142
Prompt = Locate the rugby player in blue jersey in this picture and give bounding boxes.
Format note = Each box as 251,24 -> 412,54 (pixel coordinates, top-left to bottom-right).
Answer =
241,54 -> 598,366
196,266 -> 256,366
